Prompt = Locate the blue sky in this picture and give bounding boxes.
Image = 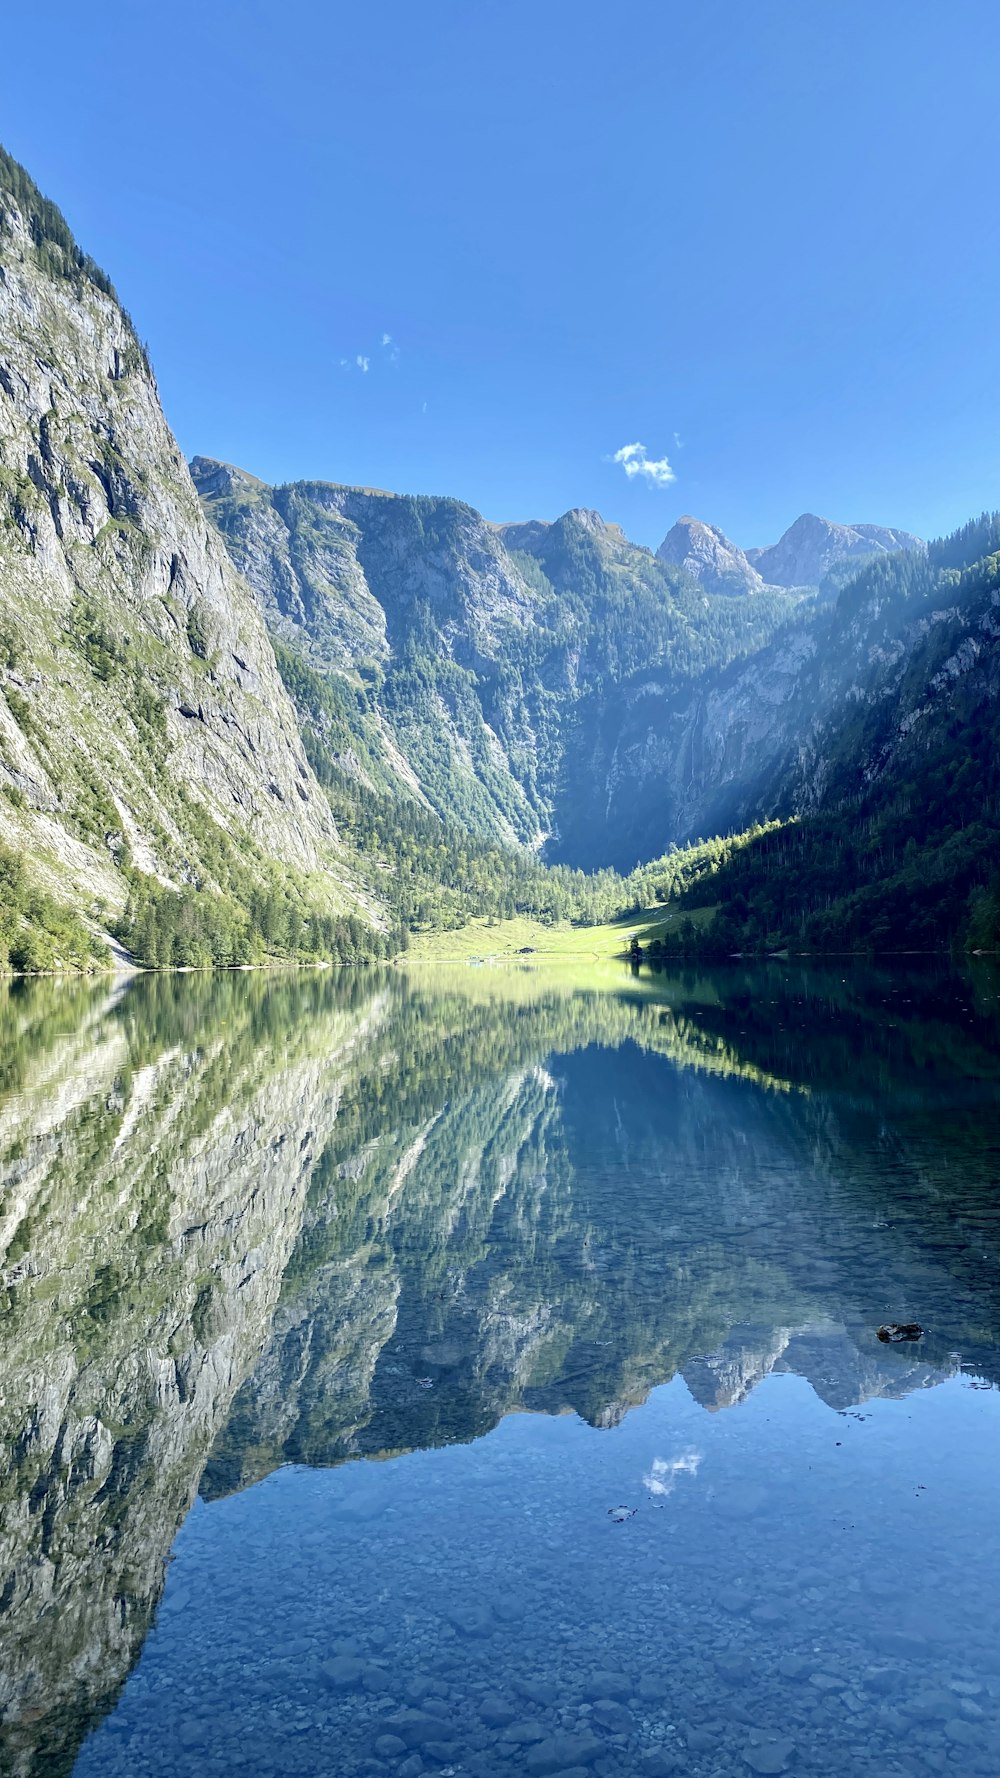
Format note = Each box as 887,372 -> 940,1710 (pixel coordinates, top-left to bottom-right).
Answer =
3,0 -> 998,549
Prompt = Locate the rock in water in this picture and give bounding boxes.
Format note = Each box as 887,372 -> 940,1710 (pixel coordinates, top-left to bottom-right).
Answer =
877,1323 -> 923,1343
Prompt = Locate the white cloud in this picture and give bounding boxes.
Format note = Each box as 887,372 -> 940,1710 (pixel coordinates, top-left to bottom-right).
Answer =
643,1449 -> 702,1497
356,354 -> 370,373
381,332 -> 393,347
612,441 -> 676,488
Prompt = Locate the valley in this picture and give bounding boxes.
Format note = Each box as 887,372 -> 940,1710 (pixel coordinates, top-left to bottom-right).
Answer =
1,144 -> 997,972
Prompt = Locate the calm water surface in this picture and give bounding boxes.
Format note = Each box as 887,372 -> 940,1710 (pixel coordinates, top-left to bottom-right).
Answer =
2,962 -> 1000,1778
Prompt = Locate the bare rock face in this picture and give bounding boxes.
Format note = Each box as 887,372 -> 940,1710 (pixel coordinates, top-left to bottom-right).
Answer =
194,459 -> 554,846
656,515 -> 764,596
750,513 -> 924,589
0,154 -> 357,939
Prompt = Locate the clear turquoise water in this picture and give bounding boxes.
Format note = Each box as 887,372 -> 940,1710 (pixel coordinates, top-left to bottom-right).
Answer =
2,963 -> 999,1778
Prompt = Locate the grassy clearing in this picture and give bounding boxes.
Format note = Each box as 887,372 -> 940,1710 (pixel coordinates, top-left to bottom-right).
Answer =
403,902 -> 718,963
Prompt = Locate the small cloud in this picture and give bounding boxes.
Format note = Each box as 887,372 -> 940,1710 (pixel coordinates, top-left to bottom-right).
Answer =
339,357 -> 349,367
381,332 -> 401,365
421,400 -> 428,414
381,332 -> 393,347
612,441 -> 676,488
356,354 -> 370,373
673,431 -> 684,450
643,1449 -> 702,1498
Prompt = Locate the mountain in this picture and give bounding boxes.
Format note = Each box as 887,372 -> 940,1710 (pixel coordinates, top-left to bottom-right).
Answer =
0,145 -> 977,962
748,512 -> 924,588
657,511 -> 925,599
656,514 -> 765,596
194,461 -> 803,858
191,457 -> 554,846
673,516 -> 1000,949
0,149 -> 384,972
554,515 -> 990,878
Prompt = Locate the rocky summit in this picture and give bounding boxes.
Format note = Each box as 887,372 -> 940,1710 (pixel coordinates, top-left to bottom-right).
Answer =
747,511 -> 925,589
656,513 -> 765,596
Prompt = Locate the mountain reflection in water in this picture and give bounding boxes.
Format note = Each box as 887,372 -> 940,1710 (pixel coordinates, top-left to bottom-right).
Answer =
1,962 -> 999,1778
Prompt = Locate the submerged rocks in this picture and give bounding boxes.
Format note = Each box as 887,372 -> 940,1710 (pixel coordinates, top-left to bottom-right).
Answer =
876,1322 -> 923,1343
321,1654 -> 389,1692
504,1719 -> 548,1744
374,1733 -> 408,1758
742,1734 -> 796,1774
478,1693 -> 516,1727
584,1671 -> 632,1702
443,1602 -> 495,1637
638,1754 -> 682,1778
525,1729 -> 604,1773
591,1699 -> 632,1734
381,1709 -> 456,1749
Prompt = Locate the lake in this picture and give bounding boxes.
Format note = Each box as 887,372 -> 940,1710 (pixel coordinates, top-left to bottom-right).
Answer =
1,960 -> 999,1778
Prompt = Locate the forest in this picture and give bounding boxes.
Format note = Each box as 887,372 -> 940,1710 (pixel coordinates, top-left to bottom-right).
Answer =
671,520 -> 1000,956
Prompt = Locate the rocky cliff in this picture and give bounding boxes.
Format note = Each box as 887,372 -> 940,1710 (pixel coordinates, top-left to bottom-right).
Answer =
657,511 -> 924,600
192,458 -> 554,845
0,145 -> 949,923
197,461 -> 805,857
552,529 -> 982,871
656,514 -> 765,596
0,150 -> 369,963
748,512 -> 924,589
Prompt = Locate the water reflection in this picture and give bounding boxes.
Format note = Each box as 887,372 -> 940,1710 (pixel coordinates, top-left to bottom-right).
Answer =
0,962 -> 998,1778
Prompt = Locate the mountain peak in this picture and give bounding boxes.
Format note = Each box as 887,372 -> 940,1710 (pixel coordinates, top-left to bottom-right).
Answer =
656,515 -> 762,596
752,513 -> 925,588
495,518 -> 552,554
189,456 -> 268,501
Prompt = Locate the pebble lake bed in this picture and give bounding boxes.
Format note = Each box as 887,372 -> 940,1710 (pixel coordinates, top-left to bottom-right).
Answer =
76,1375 -> 1000,1778
2,961 -> 1000,1778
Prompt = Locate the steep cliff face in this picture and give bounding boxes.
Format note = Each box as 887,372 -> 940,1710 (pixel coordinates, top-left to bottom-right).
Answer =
656,511 -> 925,600
0,150 -> 947,909
769,545 -> 1000,816
197,448 -> 941,875
557,537 -> 972,871
0,971 -> 385,1778
197,464 -> 806,856
0,152 -> 365,956
193,458 -> 554,845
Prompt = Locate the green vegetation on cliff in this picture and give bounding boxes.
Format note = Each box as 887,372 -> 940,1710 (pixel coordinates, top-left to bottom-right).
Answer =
674,521 -> 1000,954
0,146 -> 388,973
0,842 -> 101,973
